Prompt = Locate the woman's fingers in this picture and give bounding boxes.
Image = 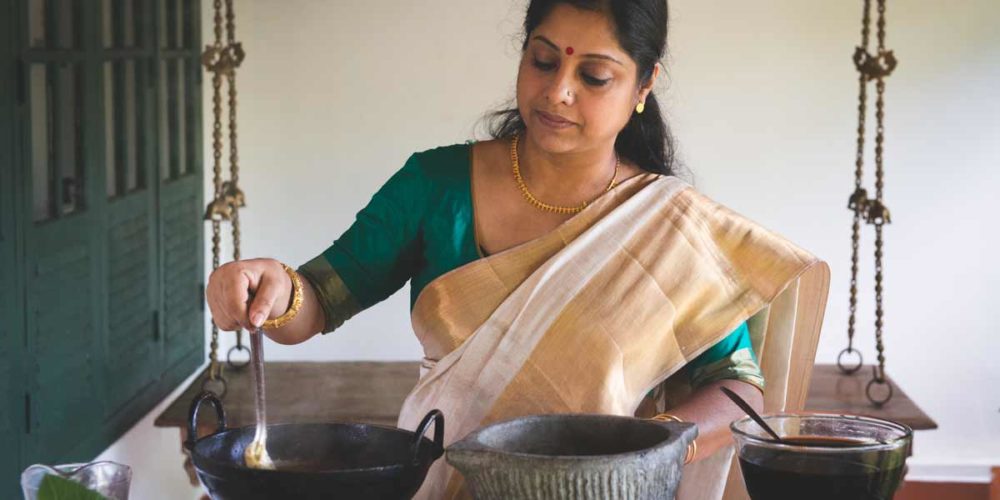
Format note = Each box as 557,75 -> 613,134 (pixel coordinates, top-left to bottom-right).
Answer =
207,266 -> 241,331
204,258 -> 288,332
208,286 -> 239,331
248,270 -> 285,328
222,267 -> 253,331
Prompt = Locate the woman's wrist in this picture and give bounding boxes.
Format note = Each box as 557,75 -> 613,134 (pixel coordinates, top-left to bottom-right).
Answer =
269,271 -> 295,319
262,263 -> 303,330
651,413 -> 698,464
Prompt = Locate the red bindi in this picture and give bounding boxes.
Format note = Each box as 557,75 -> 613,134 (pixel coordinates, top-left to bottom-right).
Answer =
565,46 -> 574,55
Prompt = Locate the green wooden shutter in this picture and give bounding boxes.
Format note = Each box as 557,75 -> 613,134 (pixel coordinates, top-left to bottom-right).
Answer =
1,2 -> 24,498
24,224 -> 104,464
161,174 -> 204,367
19,0 -> 106,465
3,1 -> 205,492
105,198 -> 159,414
0,197 -> 23,494
0,243 -> 22,496
159,1 -> 203,370
102,0 -> 160,417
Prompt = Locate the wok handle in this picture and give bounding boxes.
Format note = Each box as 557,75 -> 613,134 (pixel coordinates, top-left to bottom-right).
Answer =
184,391 -> 228,452
410,409 -> 445,463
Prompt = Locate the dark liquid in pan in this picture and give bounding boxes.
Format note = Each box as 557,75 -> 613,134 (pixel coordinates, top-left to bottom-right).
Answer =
740,436 -> 905,500
268,459 -> 353,473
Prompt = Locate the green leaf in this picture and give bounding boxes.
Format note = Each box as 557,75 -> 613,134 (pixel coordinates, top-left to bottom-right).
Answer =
37,474 -> 108,500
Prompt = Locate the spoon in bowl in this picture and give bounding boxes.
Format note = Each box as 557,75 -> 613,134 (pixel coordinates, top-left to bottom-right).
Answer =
719,386 -> 785,444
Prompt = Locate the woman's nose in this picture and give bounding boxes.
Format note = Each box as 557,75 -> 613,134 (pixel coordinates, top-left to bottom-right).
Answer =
544,67 -> 576,106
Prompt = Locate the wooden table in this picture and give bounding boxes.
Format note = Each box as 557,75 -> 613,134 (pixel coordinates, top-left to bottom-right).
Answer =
155,361 -> 420,430
804,363 -> 937,430
156,360 -> 936,490
157,361 -> 937,433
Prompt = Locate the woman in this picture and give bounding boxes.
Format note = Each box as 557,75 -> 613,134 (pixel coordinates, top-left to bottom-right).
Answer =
207,1 -> 827,498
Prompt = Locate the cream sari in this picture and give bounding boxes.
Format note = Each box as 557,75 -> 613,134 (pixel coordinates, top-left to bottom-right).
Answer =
397,174 -> 830,499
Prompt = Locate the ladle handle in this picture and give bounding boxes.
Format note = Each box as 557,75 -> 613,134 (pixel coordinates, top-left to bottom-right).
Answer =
185,391 -> 228,451
411,409 -> 445,463
720,386 -> 784,443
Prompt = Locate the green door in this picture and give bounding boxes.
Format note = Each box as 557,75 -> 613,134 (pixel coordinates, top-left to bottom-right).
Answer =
19,2 -> 105,463
7,0 -> 205,485
1,2 -> 24,496
0,225 -> 23,495
21,50 -> 103,462
159,1 -> 203,369
102,0 -> 160,419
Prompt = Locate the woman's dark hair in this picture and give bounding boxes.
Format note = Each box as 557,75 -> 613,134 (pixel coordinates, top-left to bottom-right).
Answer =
486,0 -> 676,176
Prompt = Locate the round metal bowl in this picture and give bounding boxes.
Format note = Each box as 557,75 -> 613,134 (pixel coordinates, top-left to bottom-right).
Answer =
185,392 -> 443,500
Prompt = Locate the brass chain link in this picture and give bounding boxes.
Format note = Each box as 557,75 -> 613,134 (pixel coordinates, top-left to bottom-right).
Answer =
204,0 -> 225,392
868,0 -> 892,402
201,0 -> 247,392
842,0 -> 896,406
840,0 -> 873,376
224,0 -> 249,368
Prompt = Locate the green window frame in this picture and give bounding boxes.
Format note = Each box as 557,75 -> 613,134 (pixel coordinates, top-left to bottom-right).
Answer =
1,1 -> 205,496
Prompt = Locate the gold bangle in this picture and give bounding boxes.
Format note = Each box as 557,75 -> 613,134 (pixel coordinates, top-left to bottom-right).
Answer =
261,263 -> 303,330
651,413 -> 683,423
651,413 -> 698,465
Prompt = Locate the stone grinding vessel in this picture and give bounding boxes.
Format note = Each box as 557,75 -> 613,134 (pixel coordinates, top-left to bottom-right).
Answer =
447,414 -> 697,500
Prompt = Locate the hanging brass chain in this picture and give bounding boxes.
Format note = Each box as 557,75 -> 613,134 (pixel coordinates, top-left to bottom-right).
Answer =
212,0 -> 222,48
204,222 -> 226,396
865,0 -> 894,406
839,0 -> 873,376
201,0 -> 248,390
223,0 -> 249,370
843,0 -> 896,406
200,0 -> 227,396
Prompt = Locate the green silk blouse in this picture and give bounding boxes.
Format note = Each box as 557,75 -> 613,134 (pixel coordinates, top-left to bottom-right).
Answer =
298,143 -> 764,390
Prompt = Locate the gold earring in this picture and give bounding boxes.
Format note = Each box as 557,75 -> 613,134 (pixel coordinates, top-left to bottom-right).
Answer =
636,101 -> 645,114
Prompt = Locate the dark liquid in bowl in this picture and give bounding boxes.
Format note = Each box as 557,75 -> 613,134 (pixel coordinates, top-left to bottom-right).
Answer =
779,436 -> 875,447
740,437 -> 905,500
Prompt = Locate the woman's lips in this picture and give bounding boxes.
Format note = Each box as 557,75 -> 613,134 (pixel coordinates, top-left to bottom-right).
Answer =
535,110 -> 575,129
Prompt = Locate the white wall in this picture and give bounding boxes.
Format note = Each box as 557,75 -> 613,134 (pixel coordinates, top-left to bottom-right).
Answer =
97,1 -> 998,497
93,370 -> 204,499
664,0 -> 1000,482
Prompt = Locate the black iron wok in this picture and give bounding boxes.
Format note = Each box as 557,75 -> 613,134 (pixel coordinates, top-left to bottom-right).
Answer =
184,392 -> 444,500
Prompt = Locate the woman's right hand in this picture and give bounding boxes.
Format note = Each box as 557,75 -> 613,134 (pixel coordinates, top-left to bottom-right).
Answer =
205,258 -> 294,332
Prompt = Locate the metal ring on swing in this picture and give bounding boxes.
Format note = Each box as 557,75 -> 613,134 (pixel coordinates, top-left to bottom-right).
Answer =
837,347 -> 864,374
201,374 -> 228,399
227,343 -> 251,369
865,376 -> 893,407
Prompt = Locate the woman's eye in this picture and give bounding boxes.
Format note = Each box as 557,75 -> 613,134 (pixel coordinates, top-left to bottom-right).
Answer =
532,58 -> 556,71
582,73 -> 611,87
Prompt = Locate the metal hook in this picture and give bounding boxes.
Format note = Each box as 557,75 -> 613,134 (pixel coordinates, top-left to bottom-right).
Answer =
837,347 -> 864,375
865,365 -> 893,406
227,330 -> 251,369
201,374 -> 228,400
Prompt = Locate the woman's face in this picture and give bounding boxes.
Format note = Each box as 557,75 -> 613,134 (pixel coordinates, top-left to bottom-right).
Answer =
516,4 -> 656,155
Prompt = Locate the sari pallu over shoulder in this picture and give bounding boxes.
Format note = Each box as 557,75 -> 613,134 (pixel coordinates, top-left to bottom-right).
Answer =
399,175 -> 829,500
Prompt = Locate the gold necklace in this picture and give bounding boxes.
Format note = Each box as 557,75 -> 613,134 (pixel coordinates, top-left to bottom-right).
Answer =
511,134 -> 619,215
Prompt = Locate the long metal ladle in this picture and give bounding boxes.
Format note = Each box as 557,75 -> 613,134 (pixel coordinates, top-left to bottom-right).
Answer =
243,327 -> 274,469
